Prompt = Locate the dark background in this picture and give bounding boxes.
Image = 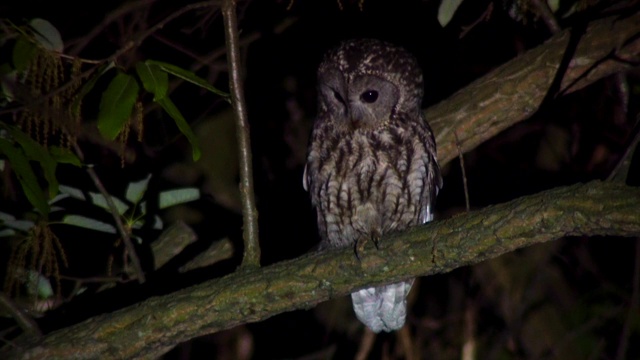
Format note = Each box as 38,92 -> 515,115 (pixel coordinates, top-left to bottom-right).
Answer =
1,0 -> 639,359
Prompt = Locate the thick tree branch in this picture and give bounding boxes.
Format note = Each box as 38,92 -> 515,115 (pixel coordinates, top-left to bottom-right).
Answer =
4,181 -> 640,359
430,11 -> 640,165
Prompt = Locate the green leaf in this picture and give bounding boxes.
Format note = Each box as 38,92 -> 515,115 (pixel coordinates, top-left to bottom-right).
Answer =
135,62 -> 168,101
126,174 -> 152,205
147,60 -> 229,99
1,68 -> 17,103
62,215 -> 117,234
12,36 -> 37,72
152,215 -> 163,230
9,126 -> 58,198
0,212 -> 14,222
9,220 -> 35,231
97,72 -> 139,140
131,215 -> 162,230
70,62 -> 114,118
0,229 -> 16,237
437,0 -> 464,27
159,188 -> 200,209
0,138 -> 49,215
29,18 -> 63,52
89,192 -> 129,215
0,212 -> 35,232
58,184 -> 86,200
26,270 -> 54,298
49,146 -> 82,167
157,97 -> 201,161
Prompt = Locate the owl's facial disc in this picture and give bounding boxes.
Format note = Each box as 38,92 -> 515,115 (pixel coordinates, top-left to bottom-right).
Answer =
349,90 -> 380,128
348,93 -> 379,128
318,69 -> 399,130
345,75 -> 399,129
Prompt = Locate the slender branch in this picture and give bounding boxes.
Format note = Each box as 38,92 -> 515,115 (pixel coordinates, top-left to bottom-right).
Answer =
67,0 -> 157,55
531,0 -> 561,34
106,1 -> 219,64
615,238 -> 640,360
221,0 -> 261,268
0,293 -> 41,339
3,181 -> 640,360
455,132 -> 471,211
72,143 -> 146,283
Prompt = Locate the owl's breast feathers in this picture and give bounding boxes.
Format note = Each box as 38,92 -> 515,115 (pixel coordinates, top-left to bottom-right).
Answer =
305,119 -> 440,248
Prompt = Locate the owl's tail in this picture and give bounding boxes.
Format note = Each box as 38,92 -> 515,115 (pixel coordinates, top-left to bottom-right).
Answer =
351,279 -> 414,333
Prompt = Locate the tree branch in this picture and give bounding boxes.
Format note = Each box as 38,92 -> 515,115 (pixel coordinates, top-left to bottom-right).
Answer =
4,181 -> 640,359
222,0 -> 261,268
430,11 -> 640,165
0,293 -> 41,339
73,143 -> 146,284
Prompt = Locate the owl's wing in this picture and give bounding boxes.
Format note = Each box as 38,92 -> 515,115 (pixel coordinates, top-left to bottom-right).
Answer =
302,163 -> 309,192
421,157 -> 442,224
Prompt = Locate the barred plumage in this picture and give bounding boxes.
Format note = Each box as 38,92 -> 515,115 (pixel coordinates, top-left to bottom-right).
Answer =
304,39 -> 442,333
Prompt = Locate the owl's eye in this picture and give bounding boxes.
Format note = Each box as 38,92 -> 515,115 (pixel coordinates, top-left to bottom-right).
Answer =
333,90 -> 346,104
361,90 -> 378,103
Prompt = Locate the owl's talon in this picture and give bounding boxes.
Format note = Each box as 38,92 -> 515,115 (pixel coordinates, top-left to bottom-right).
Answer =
371,233 -> 380,250
354,237 -> 370,260
353,242 -> 361,260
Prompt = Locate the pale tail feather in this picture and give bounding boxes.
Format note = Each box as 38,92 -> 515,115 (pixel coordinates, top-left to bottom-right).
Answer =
351,279 -> 414,333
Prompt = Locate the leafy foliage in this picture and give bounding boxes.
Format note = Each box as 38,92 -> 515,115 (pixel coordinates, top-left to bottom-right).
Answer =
97,72 -> 140,141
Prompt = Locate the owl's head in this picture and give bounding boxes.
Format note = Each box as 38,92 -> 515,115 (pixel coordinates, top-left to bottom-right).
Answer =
317,39 -> 424,130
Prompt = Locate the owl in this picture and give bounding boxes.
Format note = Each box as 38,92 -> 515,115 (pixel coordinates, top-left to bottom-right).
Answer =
304,39 -> 442,333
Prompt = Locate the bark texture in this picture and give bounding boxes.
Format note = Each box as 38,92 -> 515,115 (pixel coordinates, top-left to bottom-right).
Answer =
4,181 -> 640,359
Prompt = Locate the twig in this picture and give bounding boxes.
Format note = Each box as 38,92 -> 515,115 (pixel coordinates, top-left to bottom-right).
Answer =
455,132 -> 471,211
531,0 -> 561,34
222,0 -> 261,268
0,292 -> 42,339
615,238 -> 640,360
106,1 -> 219,65
72,143 -> 146,283
190,31 -> 260,72
67,0 -> 157,55
462,301 -> 476,360
398,325 -> 415,360
152,34 -> 212,66
355,328 -> 375,360
59,275 -> 127,284
187,16 -> 296,74
608,118 -> 640,182
460,3 -> 493,39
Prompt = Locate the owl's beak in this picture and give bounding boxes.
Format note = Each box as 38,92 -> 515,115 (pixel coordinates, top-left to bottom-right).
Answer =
348,102 -> 373,129
347,105 -> 361,127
